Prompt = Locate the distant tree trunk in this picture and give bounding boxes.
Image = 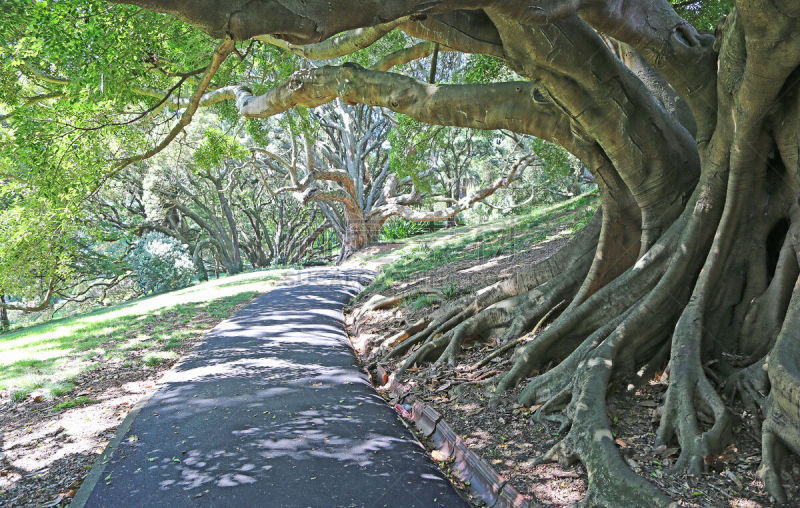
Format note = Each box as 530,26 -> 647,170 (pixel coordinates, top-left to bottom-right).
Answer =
338,211 -> 381,263
192,240 -> 211,281
213,178 -> 243,274
445,180 -> 464,228
1,294 -> 10,331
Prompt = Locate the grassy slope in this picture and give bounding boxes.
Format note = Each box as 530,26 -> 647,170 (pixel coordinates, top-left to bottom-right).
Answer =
1,194 -> 598,403
360,193 -> 598,295
0,269 -> 285,402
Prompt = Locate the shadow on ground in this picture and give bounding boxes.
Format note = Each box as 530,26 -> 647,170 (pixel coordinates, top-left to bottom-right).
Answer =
82,269 -> 465,508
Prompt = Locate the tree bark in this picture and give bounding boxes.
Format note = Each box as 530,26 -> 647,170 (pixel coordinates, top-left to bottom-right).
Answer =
0,294 -> 10,331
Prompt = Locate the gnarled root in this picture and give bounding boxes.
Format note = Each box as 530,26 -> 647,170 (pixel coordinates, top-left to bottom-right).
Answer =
724,357 -> 769,432
758,276 -> 800,503
384,210 -> 601,363
527,319 -> 672,507
655,300 -> 732,474
389,246 -> 593,372
495,220 -> 678,393
432,265 -> 583,367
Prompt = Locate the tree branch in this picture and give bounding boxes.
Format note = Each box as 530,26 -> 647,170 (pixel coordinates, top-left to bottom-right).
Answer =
253,18 -> 408,59
90,38 -> 235,194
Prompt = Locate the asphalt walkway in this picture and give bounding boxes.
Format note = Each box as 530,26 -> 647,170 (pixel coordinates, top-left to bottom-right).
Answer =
75,268 -> 465,507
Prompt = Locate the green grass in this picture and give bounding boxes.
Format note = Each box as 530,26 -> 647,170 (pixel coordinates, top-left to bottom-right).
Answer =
406,294 -> 440,310
442,282 -> 459,301
53,396 -> 95,411
366,193 -> 599,291
0,268 -> 287,399
143,351 -> 178,366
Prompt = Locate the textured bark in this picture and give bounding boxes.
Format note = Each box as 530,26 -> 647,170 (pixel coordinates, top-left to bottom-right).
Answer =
102,0 -> 800,502
0,294 -> 10,331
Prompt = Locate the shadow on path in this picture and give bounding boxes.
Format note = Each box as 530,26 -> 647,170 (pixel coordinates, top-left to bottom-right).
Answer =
79,268 -> 466,507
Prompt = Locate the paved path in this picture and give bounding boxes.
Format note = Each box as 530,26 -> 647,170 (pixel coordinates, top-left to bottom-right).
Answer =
76,268 -> 465,508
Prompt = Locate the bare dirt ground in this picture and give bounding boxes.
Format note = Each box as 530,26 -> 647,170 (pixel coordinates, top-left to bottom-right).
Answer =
346,228 -> 800,507
0,300 -> 257,508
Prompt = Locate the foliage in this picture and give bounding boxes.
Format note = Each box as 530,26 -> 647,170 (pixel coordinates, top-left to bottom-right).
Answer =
0,197 -> 77,301
530,138 -> 571,179
380,217 -> 436,240
387,114 -> 439,192
461,54 -> 512,84
672,0 -> 734,32
193,127 -> 249,171
128,232 -> 195,294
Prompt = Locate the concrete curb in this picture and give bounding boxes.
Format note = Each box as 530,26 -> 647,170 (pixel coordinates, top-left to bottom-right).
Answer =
69,389 -> 156,508
385,377 -> 530,508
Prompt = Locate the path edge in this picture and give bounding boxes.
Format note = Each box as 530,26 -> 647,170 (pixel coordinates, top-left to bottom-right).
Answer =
70,389 -> 155,508
385,377 -> 532,508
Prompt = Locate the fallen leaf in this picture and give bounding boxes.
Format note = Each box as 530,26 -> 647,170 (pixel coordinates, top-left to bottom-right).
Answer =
431,450 -> 450,462
725,470 -> 743,489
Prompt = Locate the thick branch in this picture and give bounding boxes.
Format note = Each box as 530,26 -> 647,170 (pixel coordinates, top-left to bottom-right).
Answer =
253,18 -> 408,59
233,64 -> 569,141
367,154 -> 536,223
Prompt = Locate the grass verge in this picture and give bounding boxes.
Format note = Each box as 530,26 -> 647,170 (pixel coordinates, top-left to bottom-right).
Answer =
365,193 -> 598,295
0,269 -> 284,402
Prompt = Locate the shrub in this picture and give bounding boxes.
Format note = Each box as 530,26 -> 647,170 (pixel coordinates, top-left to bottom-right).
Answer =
380,217 -> 437,240
128,232 -> 195,294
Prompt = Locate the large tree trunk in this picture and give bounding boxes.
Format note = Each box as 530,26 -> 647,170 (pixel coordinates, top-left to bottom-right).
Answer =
338,210 -> 382,262
104,0 -> 800,503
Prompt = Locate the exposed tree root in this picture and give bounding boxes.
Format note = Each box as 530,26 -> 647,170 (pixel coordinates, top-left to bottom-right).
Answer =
469,300 -> 564,371
655,319 -> 732,474
495,215 -> 684,394
758,276 -> 800,503
527,316 -> 672,507
430,262 -> 584,368
384,212 -> 600,363
725,357 -> 769,432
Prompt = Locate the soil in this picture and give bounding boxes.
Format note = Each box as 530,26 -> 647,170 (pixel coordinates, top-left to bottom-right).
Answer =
0,299 -> 258,508
346,232 -> 800,507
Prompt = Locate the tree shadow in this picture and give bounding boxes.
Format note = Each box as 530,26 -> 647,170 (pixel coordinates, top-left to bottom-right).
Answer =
85,269 -> 464,507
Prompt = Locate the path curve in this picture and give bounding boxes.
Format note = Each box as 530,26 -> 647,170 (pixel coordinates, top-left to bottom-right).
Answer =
74,268 -> 466,507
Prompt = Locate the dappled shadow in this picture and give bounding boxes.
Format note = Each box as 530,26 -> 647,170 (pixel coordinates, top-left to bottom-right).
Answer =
85,268 -> 464,507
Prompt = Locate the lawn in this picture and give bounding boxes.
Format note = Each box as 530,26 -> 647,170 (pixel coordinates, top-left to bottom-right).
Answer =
362,193 -> 598,294
0,269 -> 284,403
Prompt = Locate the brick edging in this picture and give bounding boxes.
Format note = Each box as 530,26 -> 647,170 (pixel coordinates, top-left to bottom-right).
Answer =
385,376 -> 529,508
